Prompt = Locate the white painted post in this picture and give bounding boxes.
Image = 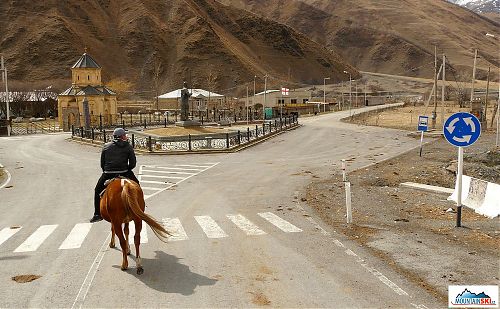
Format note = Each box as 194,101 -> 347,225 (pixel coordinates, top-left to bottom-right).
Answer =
341,159 -> 347,182
419,130 -> 424,157
456,147 -> 464,227
345,182 -> 352,224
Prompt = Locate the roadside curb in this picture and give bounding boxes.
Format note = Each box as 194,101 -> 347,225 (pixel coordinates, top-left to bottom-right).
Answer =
399,182 -> 454,196
0,162 -> 12,189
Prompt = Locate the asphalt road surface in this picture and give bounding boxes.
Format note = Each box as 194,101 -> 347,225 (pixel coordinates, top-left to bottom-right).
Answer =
0,106 -> 438,308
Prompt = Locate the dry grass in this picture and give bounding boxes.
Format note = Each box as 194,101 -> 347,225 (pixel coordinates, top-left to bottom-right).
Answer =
349,103 -> 499,131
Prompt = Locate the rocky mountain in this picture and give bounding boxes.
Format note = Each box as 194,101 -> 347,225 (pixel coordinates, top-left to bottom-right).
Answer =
0,0 -> 358,94
220,0 -> 499,80
448,0 -> 499,13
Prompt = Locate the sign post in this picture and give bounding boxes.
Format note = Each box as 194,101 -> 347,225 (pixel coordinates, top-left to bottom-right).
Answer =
443,112 -> 481,227
418,115 -> 429,157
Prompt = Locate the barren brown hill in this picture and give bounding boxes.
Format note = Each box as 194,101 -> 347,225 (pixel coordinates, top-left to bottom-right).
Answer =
0,0 -> 358,94
220,0 -> 499,80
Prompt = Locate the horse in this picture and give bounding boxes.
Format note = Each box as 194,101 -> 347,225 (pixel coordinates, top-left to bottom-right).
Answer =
100,177 -> 170,274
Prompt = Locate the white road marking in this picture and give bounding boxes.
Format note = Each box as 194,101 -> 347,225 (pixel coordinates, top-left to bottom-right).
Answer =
345,249 -> 358,257
0,227 -> 22,246
141,180 -> 174,185
126,221 -> 148,244
141,169 -> 196,175
59,223 -> 92,250
140,187 -> 163,191
162,218 -> 188,241
257,212 -> 302,233
14,225 -> 58,252
194,216 -> 228,238
358,261 -> 408,296
140,175 -> 185,180
226,214 -> 267,236
152,166 -> 204,172
333,239 -> 345,248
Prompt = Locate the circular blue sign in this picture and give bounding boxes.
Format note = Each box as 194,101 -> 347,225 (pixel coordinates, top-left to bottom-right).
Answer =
443,112 -> 481,147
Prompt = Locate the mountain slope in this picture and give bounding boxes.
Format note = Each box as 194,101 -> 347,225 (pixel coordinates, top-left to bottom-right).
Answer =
220,0 -> 499,79
0,0 -> 358,92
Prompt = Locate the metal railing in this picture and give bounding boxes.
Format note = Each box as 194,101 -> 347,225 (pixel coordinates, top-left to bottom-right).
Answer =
72,116 -> 299,153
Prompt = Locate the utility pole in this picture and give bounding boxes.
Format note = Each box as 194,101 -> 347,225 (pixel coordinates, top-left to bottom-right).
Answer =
470,49 -> 478,110
323,77 -> 330,113
263,74 -> 268,121
1,55 -> 10,136
432,45 -> 437,129
246,86 -> 249,125
484,66 -> 490,130
441,54 -> 446,126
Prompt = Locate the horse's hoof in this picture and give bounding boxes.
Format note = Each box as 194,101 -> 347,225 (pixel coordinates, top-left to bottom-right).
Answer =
127,251 -> 131,256
137,267 -> 144,275
121,266 -> 128,271
109,243 -> 115,248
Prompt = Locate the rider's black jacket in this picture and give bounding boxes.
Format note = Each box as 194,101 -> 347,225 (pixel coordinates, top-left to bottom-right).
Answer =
100,139 -> 136,173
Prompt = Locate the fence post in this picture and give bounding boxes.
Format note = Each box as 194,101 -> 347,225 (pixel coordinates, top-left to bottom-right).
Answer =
164,118 -> 167,128
131,133 -> 135,148
201,115 -> 204,125
122,120 -> 125,129
263,122 -> 265,135
188,134 -> 192,151
247,127 -> 250,141
130,113 -> 133,126
148,136 -> 152,152
99,114 -> 102,131
91,128 -> 94,140
71,125 -> 74,136
80,127 -> 84,138
144,119 -> 147,129
226,133 -> 229,148
238,130 -> 241,145
274,119 -> 277,131
103,129 -> 107,143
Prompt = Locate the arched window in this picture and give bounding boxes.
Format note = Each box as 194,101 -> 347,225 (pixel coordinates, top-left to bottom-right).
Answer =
88,75 -> 90,80
78,75 -> 80,80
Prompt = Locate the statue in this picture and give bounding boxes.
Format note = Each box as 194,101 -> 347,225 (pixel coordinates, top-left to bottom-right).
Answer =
180,81 -> 191,121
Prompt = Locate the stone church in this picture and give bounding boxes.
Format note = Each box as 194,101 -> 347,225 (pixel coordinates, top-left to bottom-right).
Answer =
58,52 -> 117,131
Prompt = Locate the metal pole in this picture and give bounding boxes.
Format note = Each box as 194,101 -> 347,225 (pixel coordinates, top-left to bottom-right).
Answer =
349,75 -> 352,117
1,56 -> 11,136
432,45 -> 437,129
441,54 -> 446,127
419,130 -> 424,157
470,49 -> 478,110
246,86 -> 249,125
484,66 -> 490,130
341,159 -> 346,182
345,182 -> 352,224
263,74 -> 268,120
456,147 -> 464,227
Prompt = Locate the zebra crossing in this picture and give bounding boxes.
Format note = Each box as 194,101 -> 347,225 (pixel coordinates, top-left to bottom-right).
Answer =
0,212 -> 307,254
139,163 -> 219,199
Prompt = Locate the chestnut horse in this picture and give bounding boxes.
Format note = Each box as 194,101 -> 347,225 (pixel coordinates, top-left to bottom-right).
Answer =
100,178 -> 170,274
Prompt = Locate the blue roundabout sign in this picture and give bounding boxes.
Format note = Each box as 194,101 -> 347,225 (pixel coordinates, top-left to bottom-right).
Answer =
443,112 -> 481,147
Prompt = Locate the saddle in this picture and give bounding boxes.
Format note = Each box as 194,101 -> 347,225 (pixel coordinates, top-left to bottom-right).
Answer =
100,176 -> 133,197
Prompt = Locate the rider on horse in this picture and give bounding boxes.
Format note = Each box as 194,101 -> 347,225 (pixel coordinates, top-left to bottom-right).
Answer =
90,127 -> 140,223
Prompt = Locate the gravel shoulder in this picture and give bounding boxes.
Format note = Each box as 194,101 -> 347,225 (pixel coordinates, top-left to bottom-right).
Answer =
306,131 -> 499,304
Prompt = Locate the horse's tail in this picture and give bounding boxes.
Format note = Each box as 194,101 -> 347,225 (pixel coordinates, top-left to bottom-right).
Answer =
121,182 -> 171,242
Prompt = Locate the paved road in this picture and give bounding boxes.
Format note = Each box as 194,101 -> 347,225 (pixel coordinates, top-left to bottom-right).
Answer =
0,107 -> 438,308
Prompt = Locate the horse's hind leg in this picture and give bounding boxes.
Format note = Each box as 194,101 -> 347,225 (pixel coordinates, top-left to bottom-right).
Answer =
109,224 -> 115,248
134,219 -> 143,275
123,222 -> 131,255
113,222 -> 128,271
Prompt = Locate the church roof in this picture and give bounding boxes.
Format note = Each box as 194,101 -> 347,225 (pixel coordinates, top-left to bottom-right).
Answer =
71,53 -> 101,69
59,85 -> 116,96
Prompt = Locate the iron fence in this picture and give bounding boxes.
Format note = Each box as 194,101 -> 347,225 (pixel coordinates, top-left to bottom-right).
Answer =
72,116 -> 298,153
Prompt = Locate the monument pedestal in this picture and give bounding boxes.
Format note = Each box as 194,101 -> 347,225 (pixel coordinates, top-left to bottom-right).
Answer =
175,120 -> 201,127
